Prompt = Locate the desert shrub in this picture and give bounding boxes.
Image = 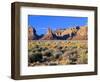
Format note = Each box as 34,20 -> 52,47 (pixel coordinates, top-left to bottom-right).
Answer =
48,55 -> 56,62
53,51 -> 63,59
32,50 -> 36,53
77,50 -> 88,64
32,47 -> 42,53
63,51 -> 70,57
57,46 -> 63,50
34,45 -> 39,48
28,52 -> 43,63
37,47 -> 42,52
64,46 -> 68,48
28,49 -> 32,52
42,56 -> 48,62
61,47 -> 68,52
68,50 -> 78,64
69,45 -> 77,49
42,47 -> 48,51
43,50 -> 53,57
61,49 -> 65,53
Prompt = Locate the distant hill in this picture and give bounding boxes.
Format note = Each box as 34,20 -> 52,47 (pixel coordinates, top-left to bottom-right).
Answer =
28,26 -> 88,40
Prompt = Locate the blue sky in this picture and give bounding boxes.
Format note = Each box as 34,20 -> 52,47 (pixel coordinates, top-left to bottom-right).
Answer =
28,15 -> 88,35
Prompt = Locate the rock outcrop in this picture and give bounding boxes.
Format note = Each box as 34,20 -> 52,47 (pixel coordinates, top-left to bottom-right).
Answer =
28,26 -> 34,40
28,26 -> 38,40
28,26 -> 88,40
72,26 -> 88,40
41,28 -> 54,40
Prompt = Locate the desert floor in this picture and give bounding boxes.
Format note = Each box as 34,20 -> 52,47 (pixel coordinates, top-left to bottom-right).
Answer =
28,40 -> 88,66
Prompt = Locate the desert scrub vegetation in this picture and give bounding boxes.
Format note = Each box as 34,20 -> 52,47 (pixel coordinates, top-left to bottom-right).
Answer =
28,40 -> 88,66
